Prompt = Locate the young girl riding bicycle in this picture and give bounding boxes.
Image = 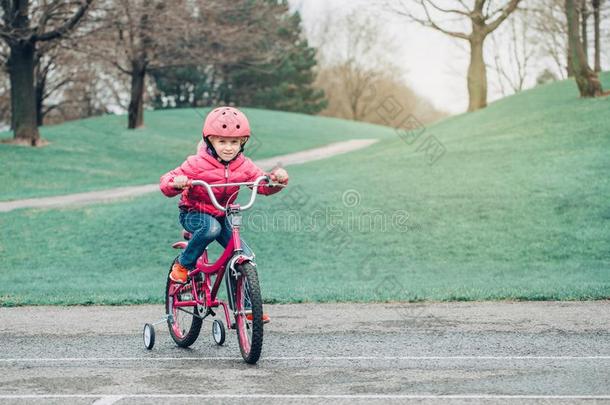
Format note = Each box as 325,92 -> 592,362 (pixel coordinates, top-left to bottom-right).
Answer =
159,107 -> 289,322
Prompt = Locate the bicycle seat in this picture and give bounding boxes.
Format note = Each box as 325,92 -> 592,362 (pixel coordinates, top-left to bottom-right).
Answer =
182,230 -> 192,240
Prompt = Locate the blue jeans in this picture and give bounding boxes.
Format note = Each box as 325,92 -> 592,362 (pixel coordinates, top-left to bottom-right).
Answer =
178,211 -> 253,270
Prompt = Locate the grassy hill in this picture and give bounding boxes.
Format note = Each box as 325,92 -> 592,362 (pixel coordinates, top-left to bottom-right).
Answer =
1,74 -> 609,305
0,108 -> 394,201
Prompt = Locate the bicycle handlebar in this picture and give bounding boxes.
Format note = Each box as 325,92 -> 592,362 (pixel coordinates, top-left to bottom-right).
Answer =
179,175 -> 283,212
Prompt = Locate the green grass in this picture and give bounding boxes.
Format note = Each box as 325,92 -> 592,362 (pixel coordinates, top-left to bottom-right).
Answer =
0,108 -> 394,201
1,74 -> 609,305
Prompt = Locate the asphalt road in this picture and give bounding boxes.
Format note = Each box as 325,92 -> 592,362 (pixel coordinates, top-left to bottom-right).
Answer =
0,302 -> 608,404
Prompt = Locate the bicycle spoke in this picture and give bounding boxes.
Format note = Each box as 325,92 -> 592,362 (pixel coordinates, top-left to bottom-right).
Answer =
244,279 -> 252,309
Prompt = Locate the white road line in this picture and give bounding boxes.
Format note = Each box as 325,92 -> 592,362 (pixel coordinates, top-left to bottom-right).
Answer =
0,394 -> 609,400
0,356 -> 609,362
91,395 -> 123,405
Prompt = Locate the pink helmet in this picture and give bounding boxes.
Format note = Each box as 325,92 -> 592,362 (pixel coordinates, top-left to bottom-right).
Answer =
202,106 -> 251,139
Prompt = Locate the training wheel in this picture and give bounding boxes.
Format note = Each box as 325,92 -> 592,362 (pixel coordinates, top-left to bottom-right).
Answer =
212,319 -> 226,346
143,323 -> 156,350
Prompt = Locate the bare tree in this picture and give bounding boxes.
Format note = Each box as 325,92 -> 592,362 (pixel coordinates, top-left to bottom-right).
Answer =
28,5 -> 111,126
72,0 -> 195,129
313,11 -> 445,125
0,0 -> 93,146
565,0 -> 603,96
90,0 -> 290,129
103,0 -> 181,129
530,0 -> 570,79
34,41 -> 71,126
488,8 -> 536,96
316,66 -> 446,125
46,60 -> 110,123
316,64 -> 382,121
389,0 -> 522,112
34,40 -> 112,125
314,12 -> 397,121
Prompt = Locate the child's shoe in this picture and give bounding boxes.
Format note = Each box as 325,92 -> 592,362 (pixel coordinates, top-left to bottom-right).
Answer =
170,261 -> 189,283
246,313 -> 271,324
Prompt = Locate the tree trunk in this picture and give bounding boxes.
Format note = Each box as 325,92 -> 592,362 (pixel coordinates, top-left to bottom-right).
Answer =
35,86 -> 44,126
566,36 -> 574,78
9,66 -> 16,131
581,0 -> 588,61
592,0 -> 601,72
128,60 -> 146,129
35,66 -> 45,127
467,34 -> 487,112
566,0 -> 603,97
7,41 -> 41,145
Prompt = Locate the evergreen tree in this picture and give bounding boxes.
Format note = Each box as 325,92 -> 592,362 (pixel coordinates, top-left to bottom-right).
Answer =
230,12 -> 327,114
150,6 -> 326,114
151,66 -> 213,108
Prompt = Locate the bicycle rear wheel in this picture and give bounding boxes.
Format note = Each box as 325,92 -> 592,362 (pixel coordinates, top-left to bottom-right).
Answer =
165,259 -> 202,347
234,262 -> 264,364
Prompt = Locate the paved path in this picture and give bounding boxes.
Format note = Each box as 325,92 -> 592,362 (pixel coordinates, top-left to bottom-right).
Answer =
0,301 -> 608,404
0,139 -> 378,212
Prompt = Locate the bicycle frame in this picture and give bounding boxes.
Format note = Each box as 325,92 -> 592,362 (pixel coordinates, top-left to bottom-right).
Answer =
170,222 -> 251,330
168,175 -> 273,330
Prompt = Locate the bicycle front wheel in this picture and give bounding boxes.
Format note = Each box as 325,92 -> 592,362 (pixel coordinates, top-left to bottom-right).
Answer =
234,262 -> 264,364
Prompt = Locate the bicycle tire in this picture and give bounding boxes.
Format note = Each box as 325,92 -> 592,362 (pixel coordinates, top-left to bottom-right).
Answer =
165,258 -> 202,348
234,262 -> 264,364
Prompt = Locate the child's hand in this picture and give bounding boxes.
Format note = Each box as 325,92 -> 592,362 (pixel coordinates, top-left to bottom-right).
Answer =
270,168 -> 289,185
172,175 -> 189,190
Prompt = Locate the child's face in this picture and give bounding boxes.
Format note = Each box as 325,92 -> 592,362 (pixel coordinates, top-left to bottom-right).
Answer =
208,136 -> 243,161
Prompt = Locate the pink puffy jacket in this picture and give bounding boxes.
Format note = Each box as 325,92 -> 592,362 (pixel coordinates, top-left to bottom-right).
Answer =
160,148 -> 282,217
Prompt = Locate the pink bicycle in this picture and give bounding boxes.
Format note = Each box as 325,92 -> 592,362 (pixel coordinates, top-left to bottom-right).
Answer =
143,175 -> 280,364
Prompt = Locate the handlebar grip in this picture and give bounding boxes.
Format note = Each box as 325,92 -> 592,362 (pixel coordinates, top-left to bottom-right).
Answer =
169,179 -> 191,190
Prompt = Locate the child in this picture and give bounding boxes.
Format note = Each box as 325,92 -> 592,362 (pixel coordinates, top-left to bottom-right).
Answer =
159,107 -> 289,296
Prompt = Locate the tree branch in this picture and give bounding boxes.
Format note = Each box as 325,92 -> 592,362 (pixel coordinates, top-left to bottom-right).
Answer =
0,27 -> 11,42
484,0 -> 523,34
424,0 -> 470,16
33,0 -> 93,42
43,77 -> 72,100
457,0 -> 471,12
113,60 -> 132,75
418,0 -> 470,39
386,0 -> 469,39
42,102 -> 63,116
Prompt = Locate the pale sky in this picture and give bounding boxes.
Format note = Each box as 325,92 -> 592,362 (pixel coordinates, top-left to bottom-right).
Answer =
288,0 -> 596,115
290,0 -> 474,113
